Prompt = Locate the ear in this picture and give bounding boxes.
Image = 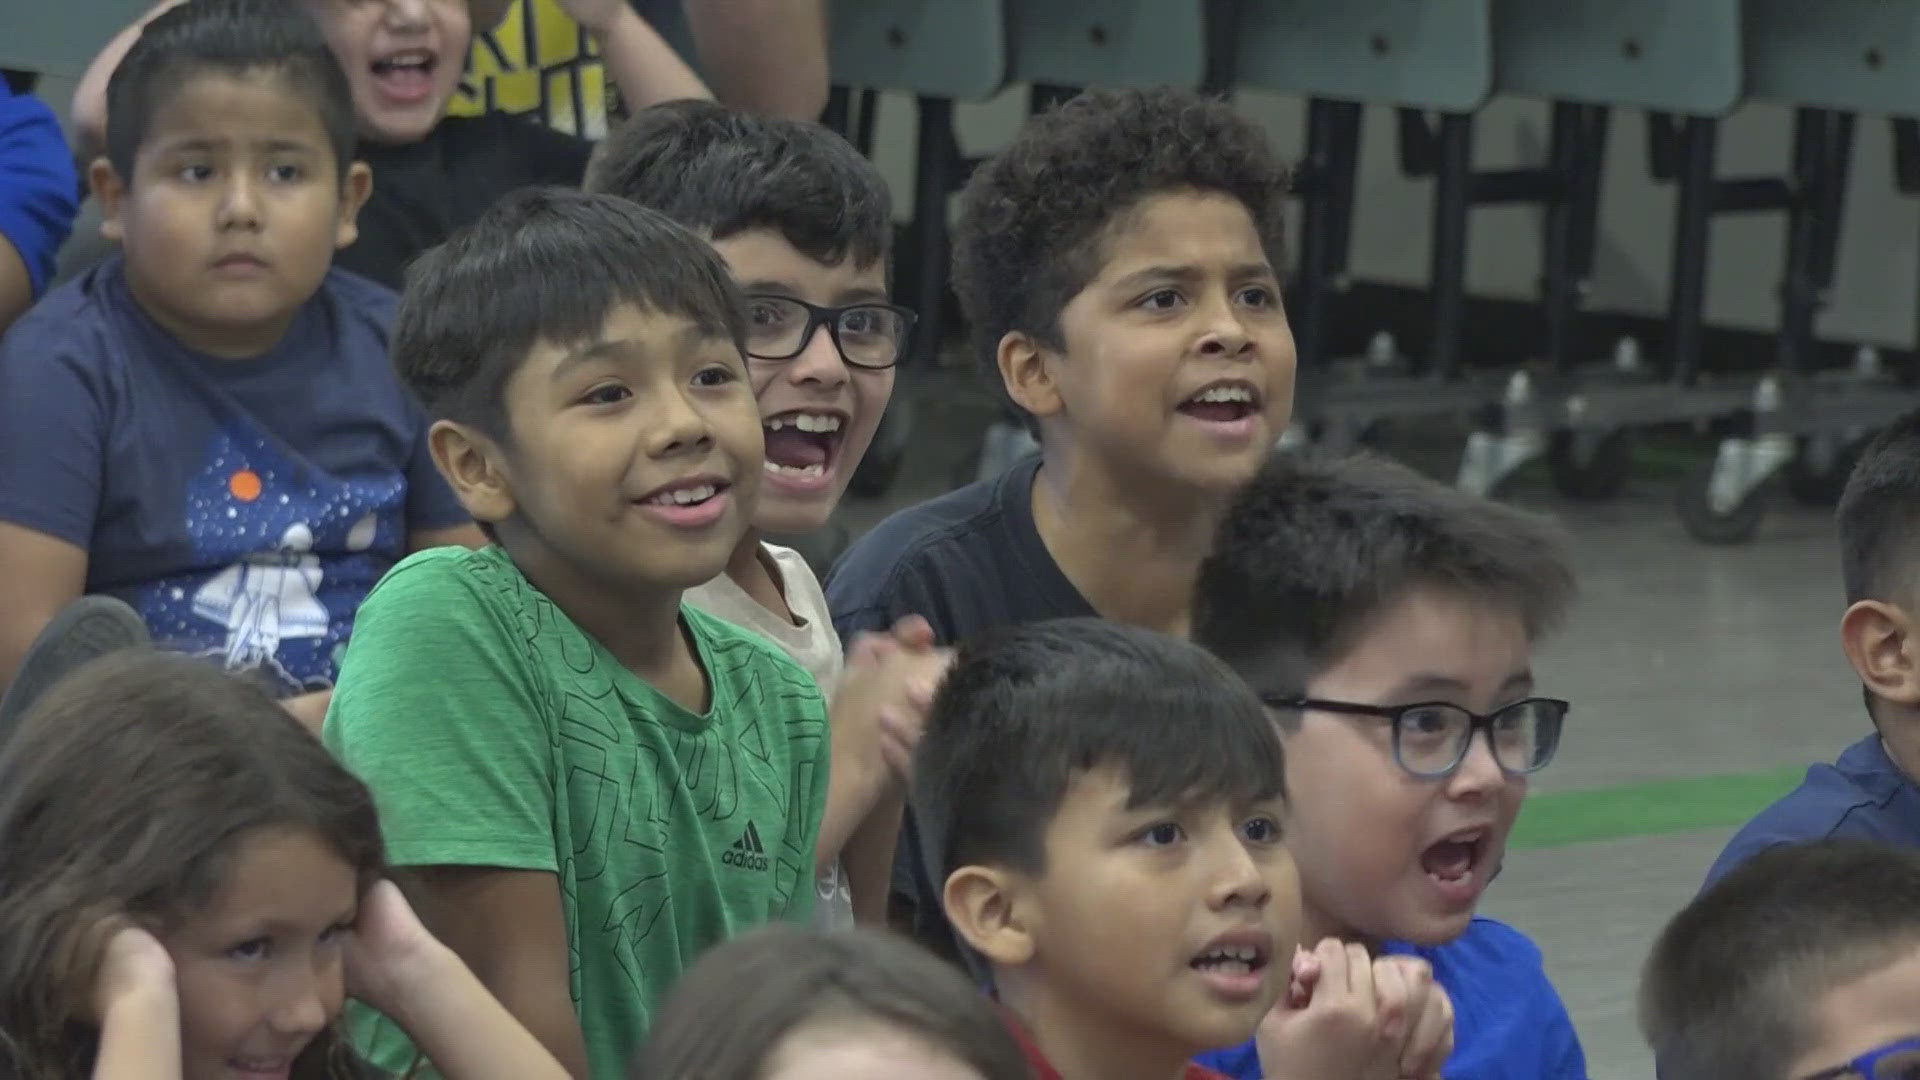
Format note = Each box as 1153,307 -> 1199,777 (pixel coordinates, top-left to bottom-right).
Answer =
997,331 -> 1063,422
90,159 -> 127,244
1841,600 -> 1920,708
427,419 -> 516,525
943,865 -> 1036,968
334,161 -> 374,251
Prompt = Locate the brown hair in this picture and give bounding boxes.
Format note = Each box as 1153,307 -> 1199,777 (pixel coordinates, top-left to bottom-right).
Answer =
631,924 -> 1031,1080
0,652 -> 386,1079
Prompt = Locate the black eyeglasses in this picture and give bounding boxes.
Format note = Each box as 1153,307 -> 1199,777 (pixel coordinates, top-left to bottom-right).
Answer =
1261,696 -> 1569,779
743,295 -> 917,370
1800,1036 -> 1920,1080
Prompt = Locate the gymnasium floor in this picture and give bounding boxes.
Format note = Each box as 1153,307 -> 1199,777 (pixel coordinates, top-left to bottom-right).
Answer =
841,370 -> 1861,1080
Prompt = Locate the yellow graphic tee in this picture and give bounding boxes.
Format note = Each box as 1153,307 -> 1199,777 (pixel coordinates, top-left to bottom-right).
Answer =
451,0 -> 611,139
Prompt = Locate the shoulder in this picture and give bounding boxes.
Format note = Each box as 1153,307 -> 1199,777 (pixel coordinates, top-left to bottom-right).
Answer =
827,469 -> 1020,599
320,266 -> 400,326
4,268 -> 115,354
1429,916 -> 1548,972
363,545 -> 523,622
1706,736 -> 1918,886
687,604 -> 825,703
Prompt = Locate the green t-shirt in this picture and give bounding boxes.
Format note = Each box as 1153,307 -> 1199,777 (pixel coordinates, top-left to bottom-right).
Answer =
323,546 -> 829,1079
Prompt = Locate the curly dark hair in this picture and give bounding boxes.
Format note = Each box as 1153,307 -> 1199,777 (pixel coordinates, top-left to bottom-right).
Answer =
951,87 -> 1291,384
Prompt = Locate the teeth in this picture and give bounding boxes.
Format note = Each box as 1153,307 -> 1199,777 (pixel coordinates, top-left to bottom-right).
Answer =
1190,384 -> 1254,405
649,484 -> 717,506
767,413 -> 843,433
1194,946 -> 1259,964
765,461 -> 827,479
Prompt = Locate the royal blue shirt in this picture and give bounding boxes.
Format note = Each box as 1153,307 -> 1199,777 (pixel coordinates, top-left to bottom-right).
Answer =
1704,733 -> 1920,888
0,255 -> 467,694
1195,918 -> 1588,1080
0,84 -> 79,300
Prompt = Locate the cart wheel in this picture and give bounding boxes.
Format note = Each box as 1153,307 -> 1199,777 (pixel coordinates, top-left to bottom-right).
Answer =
1677,459 -> 1772,545
1547,430 -> 1632,501
1785,435 -> 1866,508
849,399 -> 913,498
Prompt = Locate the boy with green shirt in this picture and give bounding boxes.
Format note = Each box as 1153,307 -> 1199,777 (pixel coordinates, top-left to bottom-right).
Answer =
323,188 -> 829,1079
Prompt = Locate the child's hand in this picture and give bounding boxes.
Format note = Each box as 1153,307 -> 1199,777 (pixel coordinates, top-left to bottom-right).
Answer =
58,908 -> 175,1022
1255,939 -> 1424,1080
1378,954 -> 1454,1079
345,880 -> 448,1018
838,620 -> 951,788
554,0 -> 631,34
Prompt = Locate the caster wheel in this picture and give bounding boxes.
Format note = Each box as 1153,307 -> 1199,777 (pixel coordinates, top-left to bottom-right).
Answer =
1785,435 -> 1866,508
848,399 -> 913,498
1677,459 -> 1772,545
1546,430 -> 1632,501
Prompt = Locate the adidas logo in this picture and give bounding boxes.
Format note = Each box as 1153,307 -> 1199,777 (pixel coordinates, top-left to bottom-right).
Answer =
723,820 -> 770,871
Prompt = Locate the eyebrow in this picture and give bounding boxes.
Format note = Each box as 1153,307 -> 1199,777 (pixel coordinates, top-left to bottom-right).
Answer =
738,281 -> 892,306
1109,262 -> 1277,292
1385,671 -> 1536,701
157,138 -> 321,155
549,338 -> 639,382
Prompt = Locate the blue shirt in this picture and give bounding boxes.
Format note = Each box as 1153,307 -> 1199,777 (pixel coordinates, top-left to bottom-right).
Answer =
0,84 -> 79,299
1704,733 -> 1920,888
0,255 -> 467,694
1194,919 -> 1588,1080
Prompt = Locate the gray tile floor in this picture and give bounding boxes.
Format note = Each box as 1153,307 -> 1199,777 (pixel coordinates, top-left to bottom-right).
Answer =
840,373 -> 1867,1079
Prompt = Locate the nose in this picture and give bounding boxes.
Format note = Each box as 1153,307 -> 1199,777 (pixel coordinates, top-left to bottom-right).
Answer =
384,0 -> 430,28
265,966 -> 333,1040
1206,828 -> 1272,911
216,172 -> 263,232
645,385 -> 716,459
783,322 -> 851,391
1446,729 -> 1506,800
1194,290 -> 1254,361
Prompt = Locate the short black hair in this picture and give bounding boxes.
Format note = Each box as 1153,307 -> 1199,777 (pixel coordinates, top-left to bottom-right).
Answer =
105,0 -> 357,182
914,618 -> 1285,896
951,88 -> 1290,388
392,187 -> 747,438
584,99 -> 892,269
1641,839 -> 1920,1080
1839,409 -> 1920,607
1194,452 -> 1576,698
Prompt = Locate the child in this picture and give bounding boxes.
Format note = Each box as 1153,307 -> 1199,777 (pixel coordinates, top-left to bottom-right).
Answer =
0,650 -> 571,1080
825,85 -> 1296,953
1642,839 -> 1920,1080
0,0 -> 477,733
322,188 -> 830,1078
1189,451 -> 1585,1079
914,618 -> 1448,1080
1704,410 -> 1920,886
584,98 -> 942,929
0,79 -> 78,334
633,923 -> 1030,1080
72,0 -> 708,289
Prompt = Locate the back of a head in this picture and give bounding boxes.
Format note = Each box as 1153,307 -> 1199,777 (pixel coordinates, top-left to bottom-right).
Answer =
950,87 -> 1290,387
633,924 -> 1030,1080
584,99 -> 892,269
0,651 -> 383,1074
913,619 -> 1285,936
1640,839 -> 1920,1080
1194,451 -> 1576,695
392,186 -> 747,438
1839,409 -> 1920,608
104,0 -> 356,183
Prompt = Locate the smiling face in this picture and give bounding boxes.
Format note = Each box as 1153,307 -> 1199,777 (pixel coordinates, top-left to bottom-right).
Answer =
708,229 -> 897,534
1025,189 -> 1295,496
478,302 -> 763,597
302,0 -> 470,144
1281,587 -> 1535,948
1004,767 -> 1299,1061
160,827 -> 359,1080
95,69 -> 369,360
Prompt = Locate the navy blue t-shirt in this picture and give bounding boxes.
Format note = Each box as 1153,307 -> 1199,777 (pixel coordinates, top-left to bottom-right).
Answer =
1195,919 -> 1588,1080
0,255 -> 467,693
1704,733 -> 1920,887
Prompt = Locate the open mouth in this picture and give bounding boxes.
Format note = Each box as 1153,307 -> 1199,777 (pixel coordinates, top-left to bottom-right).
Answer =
634,476 -> 733,529
1188,942 -> 1270,979
762,410 -> 845,487
369,48 -> 438,103
1176,380 -> 1261,424
1420,827 -> 1489,892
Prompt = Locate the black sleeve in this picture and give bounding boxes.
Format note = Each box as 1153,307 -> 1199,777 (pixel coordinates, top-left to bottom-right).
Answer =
498,115 -> 595,187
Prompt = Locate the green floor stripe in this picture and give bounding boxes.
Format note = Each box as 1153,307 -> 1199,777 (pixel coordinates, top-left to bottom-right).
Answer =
1509,766 -> 1806,849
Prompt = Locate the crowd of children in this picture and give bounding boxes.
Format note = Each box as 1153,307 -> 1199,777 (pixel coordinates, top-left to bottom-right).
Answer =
3,1 -> 1920,1078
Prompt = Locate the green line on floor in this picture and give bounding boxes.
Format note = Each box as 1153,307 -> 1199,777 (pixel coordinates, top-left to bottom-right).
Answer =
1509,766 -> 1807,849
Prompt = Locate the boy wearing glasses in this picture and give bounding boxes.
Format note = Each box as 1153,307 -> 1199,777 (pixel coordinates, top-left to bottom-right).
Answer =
1190,451 -> 1589,1080
585,100 -> 944,929
1642,839 -> 1920,1080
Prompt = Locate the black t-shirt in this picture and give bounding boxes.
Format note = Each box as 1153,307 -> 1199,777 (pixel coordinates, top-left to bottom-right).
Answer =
339,113 -> 594,290
825,454 -> 1095,961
